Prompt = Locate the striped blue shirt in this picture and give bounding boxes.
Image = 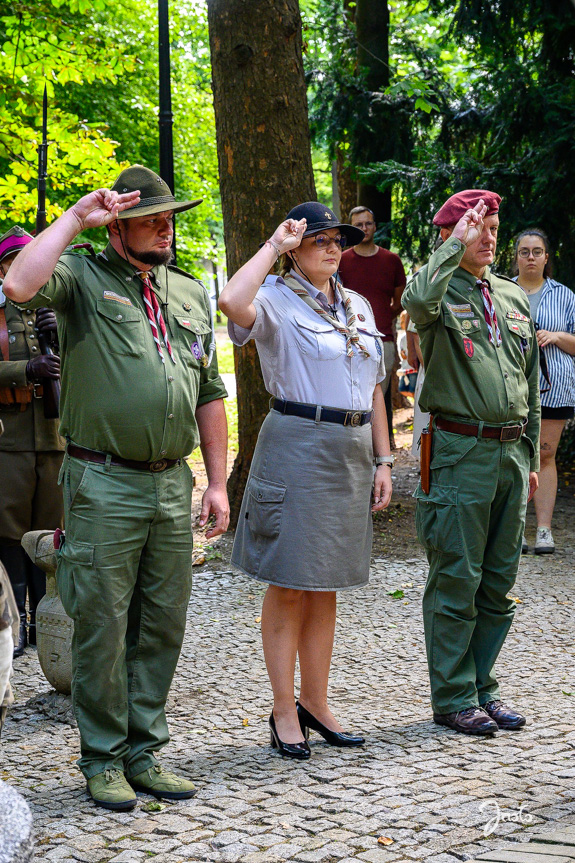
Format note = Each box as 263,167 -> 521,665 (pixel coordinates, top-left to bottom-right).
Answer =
516,278 -> 575,407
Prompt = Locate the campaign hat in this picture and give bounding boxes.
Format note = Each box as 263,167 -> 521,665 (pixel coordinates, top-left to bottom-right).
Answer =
433,189 -> 501,227
285,202 -> 365,247
0,225 -> 34,264
112,164 -> 202,219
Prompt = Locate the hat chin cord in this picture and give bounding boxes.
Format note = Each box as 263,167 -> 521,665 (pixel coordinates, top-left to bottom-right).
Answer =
290,252 -> 339,306
116,220 -> 170,313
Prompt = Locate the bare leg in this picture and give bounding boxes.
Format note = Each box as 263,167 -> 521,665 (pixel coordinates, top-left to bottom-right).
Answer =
533,419 -> 566,528
261,585 -> 305,743
298,591 -> 345,732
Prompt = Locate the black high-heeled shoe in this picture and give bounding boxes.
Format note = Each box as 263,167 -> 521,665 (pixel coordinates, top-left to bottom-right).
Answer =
269,712 -> 311,759
296,701 -> 365,747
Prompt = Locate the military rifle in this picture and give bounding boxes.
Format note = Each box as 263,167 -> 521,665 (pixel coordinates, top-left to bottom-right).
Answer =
35,84 -> 60,420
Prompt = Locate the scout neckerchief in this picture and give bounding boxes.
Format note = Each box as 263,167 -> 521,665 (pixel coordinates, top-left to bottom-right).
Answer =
283,273 -> 370,358
138,271 -> 176,364
477,278 -> 502,347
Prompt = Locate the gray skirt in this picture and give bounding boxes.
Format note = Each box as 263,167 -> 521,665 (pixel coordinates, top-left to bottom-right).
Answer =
231,409 -> 374,591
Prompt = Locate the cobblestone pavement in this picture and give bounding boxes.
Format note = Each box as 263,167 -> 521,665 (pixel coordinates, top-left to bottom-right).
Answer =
2,459 -> 575,863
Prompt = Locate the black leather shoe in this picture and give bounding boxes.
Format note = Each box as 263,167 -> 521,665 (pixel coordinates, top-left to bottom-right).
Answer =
269,712 -> 310,759
296,701 -> 365,747
482,700 -> 526,729
433,706 -> 498,736
13,619 -> 27,659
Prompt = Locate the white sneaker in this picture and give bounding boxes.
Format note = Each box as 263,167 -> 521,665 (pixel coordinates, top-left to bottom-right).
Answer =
521,534 -> 528,554
534,527 -> 555,555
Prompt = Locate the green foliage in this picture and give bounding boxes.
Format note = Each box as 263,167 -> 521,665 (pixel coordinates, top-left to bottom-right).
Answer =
0,0 -> 222,271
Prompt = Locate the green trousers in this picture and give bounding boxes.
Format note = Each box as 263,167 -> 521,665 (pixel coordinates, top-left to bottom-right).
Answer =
57,454 -> 193,779
415,427 -> 530,714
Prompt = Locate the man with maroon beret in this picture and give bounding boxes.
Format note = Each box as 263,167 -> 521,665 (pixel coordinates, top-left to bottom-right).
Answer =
403,191 -> 540,736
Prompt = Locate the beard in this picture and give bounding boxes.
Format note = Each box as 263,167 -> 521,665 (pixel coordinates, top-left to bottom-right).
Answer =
125,243 -> 174,266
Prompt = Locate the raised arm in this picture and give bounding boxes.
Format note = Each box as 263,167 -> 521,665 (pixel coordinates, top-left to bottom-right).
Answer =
3,188 -> 140,303
218,218 -> 306,329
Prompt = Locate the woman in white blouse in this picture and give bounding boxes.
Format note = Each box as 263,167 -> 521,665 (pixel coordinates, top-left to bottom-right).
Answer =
219,203 -> 392,759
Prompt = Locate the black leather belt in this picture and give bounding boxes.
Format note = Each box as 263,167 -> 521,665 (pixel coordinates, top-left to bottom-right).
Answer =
435,417 -> 527,442
272,398 -> 373,427
67,444 -> 180,473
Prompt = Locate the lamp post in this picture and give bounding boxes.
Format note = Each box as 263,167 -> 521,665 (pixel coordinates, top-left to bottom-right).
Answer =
158,0 -> 176,262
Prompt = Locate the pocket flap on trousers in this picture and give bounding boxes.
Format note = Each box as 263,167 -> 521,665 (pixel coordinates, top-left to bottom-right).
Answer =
414,484 -> 458,506
248,476 -> 287,504
58,540 -> 94,566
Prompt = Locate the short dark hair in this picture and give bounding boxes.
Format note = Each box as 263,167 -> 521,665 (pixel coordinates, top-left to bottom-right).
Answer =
348,206 -> 375,224
512,228 -> 553,278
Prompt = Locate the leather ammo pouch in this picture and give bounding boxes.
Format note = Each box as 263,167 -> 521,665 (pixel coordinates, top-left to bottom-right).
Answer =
420,414 -> 433,495
0,383 -> 38,409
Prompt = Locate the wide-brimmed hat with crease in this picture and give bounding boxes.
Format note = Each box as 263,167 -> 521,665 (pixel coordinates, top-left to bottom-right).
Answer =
111,164 -> 202,219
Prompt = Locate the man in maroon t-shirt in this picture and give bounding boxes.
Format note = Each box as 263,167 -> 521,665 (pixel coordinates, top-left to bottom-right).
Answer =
338,207 -> 407,404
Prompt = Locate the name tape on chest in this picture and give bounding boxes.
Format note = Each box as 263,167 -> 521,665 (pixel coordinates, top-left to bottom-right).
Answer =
103,290 -> 133,307
447,302 -> 473,318
506,308 -> 529,323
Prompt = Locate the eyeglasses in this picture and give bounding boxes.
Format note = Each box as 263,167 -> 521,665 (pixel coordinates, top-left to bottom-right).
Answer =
518,247 -> 546,258
309,234 -> 347,249
353,221 -> 374,229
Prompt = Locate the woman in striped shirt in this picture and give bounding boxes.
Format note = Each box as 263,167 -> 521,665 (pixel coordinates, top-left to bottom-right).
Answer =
513,229 -> 575,554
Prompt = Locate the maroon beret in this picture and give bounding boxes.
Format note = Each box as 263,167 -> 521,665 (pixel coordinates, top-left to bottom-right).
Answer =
433,189 -> 501,227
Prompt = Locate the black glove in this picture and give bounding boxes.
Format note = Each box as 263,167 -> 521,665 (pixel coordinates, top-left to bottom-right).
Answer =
35,307 -> 58,336
25,355 -> 60,381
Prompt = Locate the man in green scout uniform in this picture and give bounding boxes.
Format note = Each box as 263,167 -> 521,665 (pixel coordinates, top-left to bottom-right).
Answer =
0,226 -> 64,657
4,166 -> 229,809
403,190 -> 540,736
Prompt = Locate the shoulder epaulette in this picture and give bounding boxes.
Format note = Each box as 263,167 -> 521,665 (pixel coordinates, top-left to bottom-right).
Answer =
491,272 -> 519,286
167,263 -> 203,286
60,242 -> 97,257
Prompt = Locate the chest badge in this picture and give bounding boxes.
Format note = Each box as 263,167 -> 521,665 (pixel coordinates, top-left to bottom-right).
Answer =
461,319 -> 472,331
463,337 -> 474,358
357,313 -> 366,322
183,302 -> 192,311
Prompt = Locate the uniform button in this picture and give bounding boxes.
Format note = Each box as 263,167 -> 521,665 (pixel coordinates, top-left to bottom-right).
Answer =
352,379 -> 358,385
25,310 -> 32,314
510,402 -> 514,408
168,413 -> 174,419
125,276 -> 132,282
451,243 -> 459,250
27,320 -> 33,326
161,450 -> 167,455
11,381 -> 17,386
504,373 -> 509,379
28,334 -> 35,339
168,376 -> 174,382
116,314 -> 123,321
31,346 -> 38,352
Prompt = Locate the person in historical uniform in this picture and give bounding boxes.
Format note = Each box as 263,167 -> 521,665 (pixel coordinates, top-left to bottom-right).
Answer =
0,226 -> 64,657
3,166 -> 229,810
403,190 -> 540,736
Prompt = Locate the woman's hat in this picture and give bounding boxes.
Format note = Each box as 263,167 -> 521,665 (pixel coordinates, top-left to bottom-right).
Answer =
0,225 -> 34,264
111,164 -> 202,219
286,202 -> 365,247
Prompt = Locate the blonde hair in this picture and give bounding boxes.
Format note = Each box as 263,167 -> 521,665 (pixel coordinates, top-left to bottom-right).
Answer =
278,252 -> 293,278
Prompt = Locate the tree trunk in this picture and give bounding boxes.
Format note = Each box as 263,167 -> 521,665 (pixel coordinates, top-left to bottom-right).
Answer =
355,0 -> 392,237
207,0 -> 316,527
334,147 -> 357,222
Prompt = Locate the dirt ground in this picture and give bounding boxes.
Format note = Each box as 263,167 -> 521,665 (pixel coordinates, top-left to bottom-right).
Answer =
191,406 -> 575,565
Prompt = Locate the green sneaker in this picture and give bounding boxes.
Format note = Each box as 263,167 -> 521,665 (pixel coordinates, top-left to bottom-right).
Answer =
87,769 -> 137,811
128,765 -> 196,800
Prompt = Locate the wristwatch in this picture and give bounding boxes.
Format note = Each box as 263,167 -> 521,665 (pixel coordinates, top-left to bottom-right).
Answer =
374,455 -> 395,467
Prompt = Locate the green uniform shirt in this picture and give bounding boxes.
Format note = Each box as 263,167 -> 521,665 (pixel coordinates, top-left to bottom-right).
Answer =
0,299 -> 64,452
18,243 -> 227,461
403,237 -> 540,470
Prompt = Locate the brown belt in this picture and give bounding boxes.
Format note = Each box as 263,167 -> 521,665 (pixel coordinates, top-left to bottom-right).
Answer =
435,417 -> 526,442
0,384 -> 43,409
67,444 -> 180,473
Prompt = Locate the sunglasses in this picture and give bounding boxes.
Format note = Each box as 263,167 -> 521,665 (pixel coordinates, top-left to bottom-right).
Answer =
308,233 -> 347,249
518,248 -> 546,258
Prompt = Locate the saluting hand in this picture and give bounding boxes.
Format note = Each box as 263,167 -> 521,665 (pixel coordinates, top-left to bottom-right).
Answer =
452,199 -> 488,247
70,188 -> 141,231
269,218 -> 307,254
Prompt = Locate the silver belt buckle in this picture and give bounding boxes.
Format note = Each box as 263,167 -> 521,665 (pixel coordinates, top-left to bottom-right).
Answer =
149,458 -> 167,472
500,425 -> 520,442
346,411 -> 362,427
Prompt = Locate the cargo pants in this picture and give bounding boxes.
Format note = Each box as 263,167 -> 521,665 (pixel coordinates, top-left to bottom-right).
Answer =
414,425 -> 530,715
57,454 -> 194,779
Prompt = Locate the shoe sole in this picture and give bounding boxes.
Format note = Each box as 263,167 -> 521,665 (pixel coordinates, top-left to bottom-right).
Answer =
492,720 -> 526,730
534,547 -> 554,554
433,718 -> 497,736
130,783 -> 197,800
87,791 -> 137,811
